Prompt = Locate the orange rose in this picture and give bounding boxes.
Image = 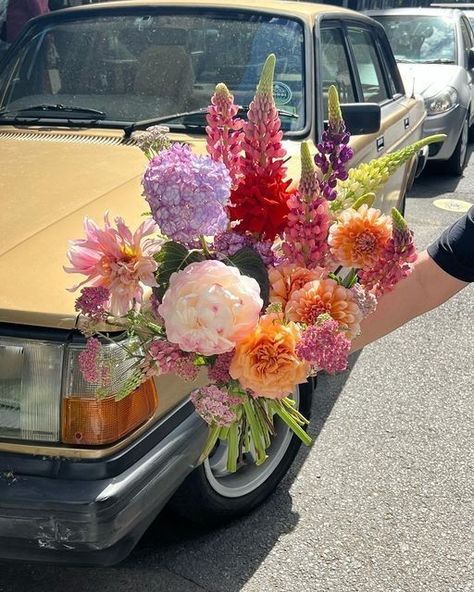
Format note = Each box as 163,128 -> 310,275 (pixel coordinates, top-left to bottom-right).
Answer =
229,314 -> 309,398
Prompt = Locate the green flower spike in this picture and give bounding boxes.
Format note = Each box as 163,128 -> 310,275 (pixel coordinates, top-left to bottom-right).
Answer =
351,192 -> 376,210
328,85 -> 344,134
256,53 -> 276,96
333,133 -> 446,212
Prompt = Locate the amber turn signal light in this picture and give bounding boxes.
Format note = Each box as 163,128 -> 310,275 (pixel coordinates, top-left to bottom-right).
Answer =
62,379 -> 159,446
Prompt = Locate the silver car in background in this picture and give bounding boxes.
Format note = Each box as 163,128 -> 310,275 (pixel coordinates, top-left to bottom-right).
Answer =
367,8 -> 474,176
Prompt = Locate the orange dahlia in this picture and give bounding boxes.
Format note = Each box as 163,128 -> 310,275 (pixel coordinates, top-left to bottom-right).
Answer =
328,204 -> 391,269
285,278 -> 362,338
229,314 -> 309,398
268,264 -> 325,308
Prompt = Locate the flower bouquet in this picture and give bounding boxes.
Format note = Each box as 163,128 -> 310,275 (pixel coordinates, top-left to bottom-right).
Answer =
65,54 -> 442,471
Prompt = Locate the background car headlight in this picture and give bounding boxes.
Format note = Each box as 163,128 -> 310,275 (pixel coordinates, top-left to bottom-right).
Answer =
0,335 -> 158,445
424,87 -> 459,115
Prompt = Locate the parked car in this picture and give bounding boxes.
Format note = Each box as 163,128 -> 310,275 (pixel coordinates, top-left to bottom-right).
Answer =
431,3 -> 474,28
367,7 -> 474,176
0,0 -> 425,566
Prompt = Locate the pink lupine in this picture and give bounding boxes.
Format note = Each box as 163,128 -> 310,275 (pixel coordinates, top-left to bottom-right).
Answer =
282,142 -> 331,268
358,208 -> 417,297
206,83 -> 244,188
239,54 -> 287,180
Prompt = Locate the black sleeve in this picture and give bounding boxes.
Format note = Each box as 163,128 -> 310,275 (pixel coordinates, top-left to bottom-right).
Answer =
427,205 -> 474,282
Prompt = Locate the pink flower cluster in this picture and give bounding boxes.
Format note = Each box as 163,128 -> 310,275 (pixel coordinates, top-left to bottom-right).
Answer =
295,317 -> 351,374
78,338 -> 110,384
208,351 -> 234,383
190,385 -> 242,427
206,83 -> 244,188
148,339 -> 199,381
359,211 -> 417,297
75,286 -> 110,320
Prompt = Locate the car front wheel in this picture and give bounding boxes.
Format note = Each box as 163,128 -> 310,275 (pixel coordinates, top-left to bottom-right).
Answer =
445,115 -> 469,176
169,381 -> 314,526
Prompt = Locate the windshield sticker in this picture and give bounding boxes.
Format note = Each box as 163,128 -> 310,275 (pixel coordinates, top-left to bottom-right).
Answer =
273,82 -> 292,106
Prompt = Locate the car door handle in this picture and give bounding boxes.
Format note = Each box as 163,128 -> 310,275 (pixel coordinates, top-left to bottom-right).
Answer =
404,117 -> 410,129
376,136 -> 384,151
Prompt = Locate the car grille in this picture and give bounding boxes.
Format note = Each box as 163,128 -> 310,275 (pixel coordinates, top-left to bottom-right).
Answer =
0,130 -> 137,147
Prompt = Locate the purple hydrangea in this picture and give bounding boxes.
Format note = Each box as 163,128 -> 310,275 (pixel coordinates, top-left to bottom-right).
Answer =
142,144 -> 231,246
213,230 -> 276,266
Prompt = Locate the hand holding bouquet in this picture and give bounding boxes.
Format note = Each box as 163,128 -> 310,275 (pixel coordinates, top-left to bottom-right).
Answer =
65,54 -> 442,471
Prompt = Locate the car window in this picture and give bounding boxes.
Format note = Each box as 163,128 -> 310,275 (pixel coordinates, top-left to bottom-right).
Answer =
319,25 -> 356,115
347,27 -> 390,103
0,12 -> 305,131
373,15 -> 456,64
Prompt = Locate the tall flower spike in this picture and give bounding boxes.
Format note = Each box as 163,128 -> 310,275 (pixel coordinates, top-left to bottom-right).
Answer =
333,134 -> 446,212
358,207 -> 417,297
282,141 -> 330,268
314,85 -> 353,201
240,53 -> 287,179
206,83 -> 244,189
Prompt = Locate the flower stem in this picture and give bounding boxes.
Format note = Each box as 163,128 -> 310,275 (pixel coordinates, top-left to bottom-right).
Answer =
199,234 -> 212,258
243,399 -> 267,465
270,400 -> 312,446
226,421 -> 239,473
198,424 -> 221,464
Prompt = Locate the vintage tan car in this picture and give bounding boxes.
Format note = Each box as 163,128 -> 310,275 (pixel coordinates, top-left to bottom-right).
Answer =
0,0 -> 425,565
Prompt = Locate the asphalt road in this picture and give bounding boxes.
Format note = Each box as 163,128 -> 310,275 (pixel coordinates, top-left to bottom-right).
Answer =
1,156 -> 473,592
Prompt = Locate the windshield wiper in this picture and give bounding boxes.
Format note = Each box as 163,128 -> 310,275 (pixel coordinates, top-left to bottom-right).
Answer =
123,105 -> 298,137
0,103 -> 106,119
423,59 -> 455,64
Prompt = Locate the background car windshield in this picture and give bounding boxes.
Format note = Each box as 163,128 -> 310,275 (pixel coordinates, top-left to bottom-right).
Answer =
0,12 -> 305,131
373,16 -> 456,64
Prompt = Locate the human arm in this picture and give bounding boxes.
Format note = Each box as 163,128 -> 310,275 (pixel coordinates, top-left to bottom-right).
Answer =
350,250 -> 468,352
351,206 -> 474,353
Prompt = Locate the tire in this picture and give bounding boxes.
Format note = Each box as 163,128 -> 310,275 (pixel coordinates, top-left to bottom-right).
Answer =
168,380 -> 314,527
445,116 -> 469,176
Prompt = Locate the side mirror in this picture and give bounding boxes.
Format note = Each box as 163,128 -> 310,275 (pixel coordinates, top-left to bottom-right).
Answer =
339,102 -> 381,135
468,48 -> 474,70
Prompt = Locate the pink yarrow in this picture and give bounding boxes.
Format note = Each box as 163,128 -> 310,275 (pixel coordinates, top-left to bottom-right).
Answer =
78,338 -> 110,384
208,351 -> 234,383
75,286 -> 110,319
296,318 -> 351,374
190,385 -> 242,427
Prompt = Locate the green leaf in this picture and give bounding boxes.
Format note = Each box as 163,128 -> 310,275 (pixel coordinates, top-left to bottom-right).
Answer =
227,247 -> 270,306
154,241 -> 204,301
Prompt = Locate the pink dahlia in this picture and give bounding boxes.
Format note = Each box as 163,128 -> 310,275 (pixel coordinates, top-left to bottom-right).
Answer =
65,213 -> 159,316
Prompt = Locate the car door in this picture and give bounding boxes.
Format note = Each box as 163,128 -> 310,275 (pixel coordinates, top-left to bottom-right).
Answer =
317,17 -> 424,213
459,15 -> 474,126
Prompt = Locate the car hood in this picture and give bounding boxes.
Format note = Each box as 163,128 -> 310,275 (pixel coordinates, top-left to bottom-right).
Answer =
0,128 -> 188,329
397,62 -> 462,98
0,127 -> 304,330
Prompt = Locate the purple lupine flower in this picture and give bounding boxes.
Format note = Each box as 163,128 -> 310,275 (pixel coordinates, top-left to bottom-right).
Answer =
75,286 -> 110,319
142,143 -> 231,246
295,317 -> 351,374
190,385 -> 242,427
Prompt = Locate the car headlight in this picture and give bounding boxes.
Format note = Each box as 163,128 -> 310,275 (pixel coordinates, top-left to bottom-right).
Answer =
424,87 -> 459,115
0,335 -> 158,445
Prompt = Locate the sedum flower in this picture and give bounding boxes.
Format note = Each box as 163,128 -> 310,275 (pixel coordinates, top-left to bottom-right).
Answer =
285,278 -> 362,338
65,213 -> 159,316
142,143 -> 231,246
158,260 -> 263,356
230,314 -> 309,399
206,83 -> 244,188
328,204 -> 392,270
296,316 -> 352,374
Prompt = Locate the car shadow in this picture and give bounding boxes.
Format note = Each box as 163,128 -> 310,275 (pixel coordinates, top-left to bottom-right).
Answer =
0,353 -> 361,592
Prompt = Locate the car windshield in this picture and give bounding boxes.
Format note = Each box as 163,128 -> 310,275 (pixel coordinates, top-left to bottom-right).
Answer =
0,11 -> 305,131
373,15 -> 456,64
